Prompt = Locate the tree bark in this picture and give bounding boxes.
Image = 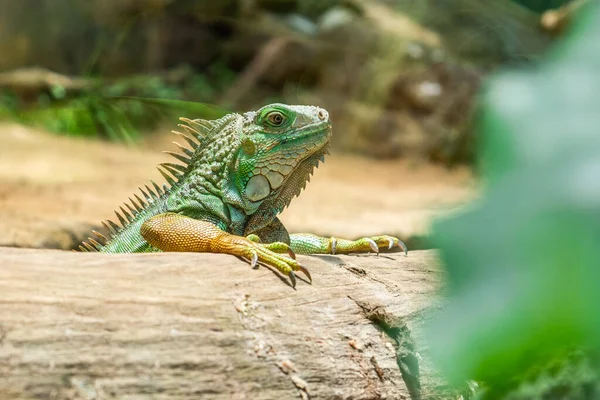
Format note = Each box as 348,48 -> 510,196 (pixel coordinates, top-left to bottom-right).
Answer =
0,247 -> 453,399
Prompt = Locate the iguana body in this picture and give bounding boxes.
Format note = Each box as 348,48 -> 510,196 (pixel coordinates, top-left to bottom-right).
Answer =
81,104 -> 406,287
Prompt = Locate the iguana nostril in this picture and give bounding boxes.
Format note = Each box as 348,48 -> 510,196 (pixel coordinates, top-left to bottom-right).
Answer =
318,110 -> 326,120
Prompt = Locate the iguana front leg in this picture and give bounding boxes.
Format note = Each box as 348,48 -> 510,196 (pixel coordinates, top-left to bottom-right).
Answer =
140,212 -> 310,287
246,218 -> 406,256
289,233 -> 408,256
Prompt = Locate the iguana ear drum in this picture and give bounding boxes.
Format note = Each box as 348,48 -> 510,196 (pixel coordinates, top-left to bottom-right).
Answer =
245,175 -> 271,201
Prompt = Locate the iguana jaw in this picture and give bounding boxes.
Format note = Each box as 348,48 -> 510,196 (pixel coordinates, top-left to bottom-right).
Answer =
275,121 -> 331,150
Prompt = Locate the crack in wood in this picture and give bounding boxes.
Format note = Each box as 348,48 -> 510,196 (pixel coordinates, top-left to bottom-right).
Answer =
350,296 -> 422,400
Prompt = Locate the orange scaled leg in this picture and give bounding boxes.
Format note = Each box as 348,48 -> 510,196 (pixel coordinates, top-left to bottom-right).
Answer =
140,212 -> 310,287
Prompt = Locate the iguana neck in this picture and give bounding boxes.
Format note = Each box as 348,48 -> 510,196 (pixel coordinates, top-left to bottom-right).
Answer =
165,113 -> 245,230
184,113 -> 242,197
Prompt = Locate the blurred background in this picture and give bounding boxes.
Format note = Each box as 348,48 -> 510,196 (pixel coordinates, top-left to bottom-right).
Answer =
0,0 -> 572,252
0,0 -> 567,158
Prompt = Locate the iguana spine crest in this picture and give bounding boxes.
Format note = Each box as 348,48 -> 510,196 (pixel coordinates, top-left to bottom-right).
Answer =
79,116 -> 209,252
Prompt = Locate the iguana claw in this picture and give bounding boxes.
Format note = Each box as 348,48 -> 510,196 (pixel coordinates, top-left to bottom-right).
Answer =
250,250 -> 259,268
398,240 -> 408,256
298,266 -> 312,284
366,238 -> 379,254
287,248 -> 297,260
366,235 -> 407,256
288,271 -> 297,289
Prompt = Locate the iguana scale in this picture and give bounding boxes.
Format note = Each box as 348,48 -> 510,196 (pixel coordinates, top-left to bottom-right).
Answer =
80,104 -> 407,287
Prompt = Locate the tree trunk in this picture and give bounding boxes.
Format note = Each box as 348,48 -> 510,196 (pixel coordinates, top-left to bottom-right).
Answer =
0,247 -> 453,399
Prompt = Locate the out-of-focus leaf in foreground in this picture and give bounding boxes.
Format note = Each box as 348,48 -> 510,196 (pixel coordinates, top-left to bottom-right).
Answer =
427,0 -> 600,396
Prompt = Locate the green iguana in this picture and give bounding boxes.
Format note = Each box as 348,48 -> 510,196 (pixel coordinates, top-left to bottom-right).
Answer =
80,104 -> 407,287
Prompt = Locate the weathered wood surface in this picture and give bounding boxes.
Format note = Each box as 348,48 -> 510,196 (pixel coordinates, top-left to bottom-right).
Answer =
0,248 -> 450,399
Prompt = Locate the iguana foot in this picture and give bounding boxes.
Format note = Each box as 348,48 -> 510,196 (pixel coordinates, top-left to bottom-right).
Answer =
246,234 -> 296,259
289,233 -> 408,256
242,239 -> 308,287
141,213 -> 308,288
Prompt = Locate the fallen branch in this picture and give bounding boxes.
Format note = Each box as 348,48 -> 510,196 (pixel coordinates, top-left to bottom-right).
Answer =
0,247 -> 455,399
0,67 -> 94,96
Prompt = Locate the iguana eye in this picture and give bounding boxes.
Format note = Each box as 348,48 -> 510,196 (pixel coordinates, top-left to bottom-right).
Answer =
255,106 -> 295,129
266,111 -> 286,127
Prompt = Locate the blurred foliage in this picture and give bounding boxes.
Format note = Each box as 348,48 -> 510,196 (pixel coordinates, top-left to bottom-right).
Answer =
513,0 -> 570,12
399,0 -> 554,66
7,96 -> 228,143
0,65 -> 234,142
428,0 -> 600,397
0,0 -> 569,162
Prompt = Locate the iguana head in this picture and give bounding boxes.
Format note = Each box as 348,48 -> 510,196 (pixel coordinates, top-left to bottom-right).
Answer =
235,103 -> 332,207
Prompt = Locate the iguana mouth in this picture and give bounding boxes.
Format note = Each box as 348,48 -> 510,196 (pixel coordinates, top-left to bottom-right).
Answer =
279,122 -> 331,146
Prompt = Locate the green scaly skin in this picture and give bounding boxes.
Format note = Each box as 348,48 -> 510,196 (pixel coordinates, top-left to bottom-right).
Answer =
80,104 -> 407,288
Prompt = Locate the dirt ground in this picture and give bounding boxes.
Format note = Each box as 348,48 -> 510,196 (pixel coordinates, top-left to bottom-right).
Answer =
0,123 -> 476,250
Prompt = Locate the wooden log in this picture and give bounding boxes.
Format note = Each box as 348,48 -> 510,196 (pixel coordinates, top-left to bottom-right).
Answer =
0,247 -> 453,399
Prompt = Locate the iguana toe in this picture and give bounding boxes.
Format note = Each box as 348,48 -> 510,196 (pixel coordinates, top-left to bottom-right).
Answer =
261,241 -> 296,260
243,240 -> 306,287
246,234 -> 262,243
245,236 -> 296,259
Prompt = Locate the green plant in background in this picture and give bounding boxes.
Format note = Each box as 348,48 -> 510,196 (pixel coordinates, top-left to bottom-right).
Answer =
7,95 -> 228,143
428,1 -> 600,398
0,69 -> 232,143
0,47 -> 239,142
512,0 -> 569,13
0,90 -> 18,119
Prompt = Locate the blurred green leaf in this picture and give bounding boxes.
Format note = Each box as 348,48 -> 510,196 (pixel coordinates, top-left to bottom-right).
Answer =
8,95 -> 229,142
511,0 -> 570,13
0,64 -> 234,142
428,0 -> 600,396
